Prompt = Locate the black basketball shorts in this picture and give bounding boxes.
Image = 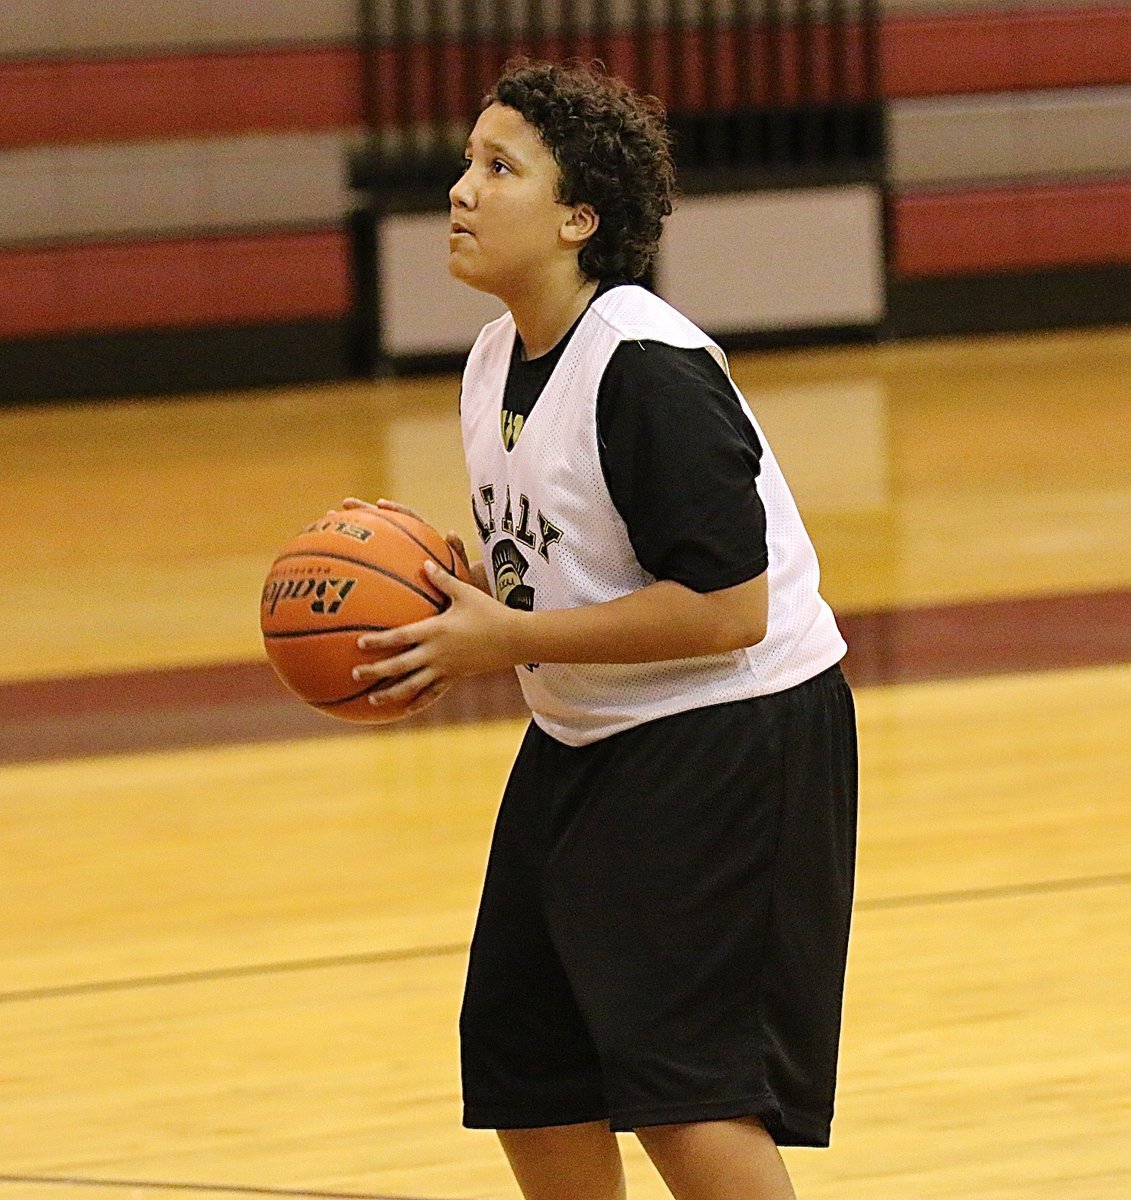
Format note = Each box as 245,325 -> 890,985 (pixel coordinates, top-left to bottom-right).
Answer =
459,664 -> 858,1145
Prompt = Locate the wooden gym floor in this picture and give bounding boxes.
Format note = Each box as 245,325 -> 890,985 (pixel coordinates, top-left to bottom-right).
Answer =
0,326 -> 1129,1198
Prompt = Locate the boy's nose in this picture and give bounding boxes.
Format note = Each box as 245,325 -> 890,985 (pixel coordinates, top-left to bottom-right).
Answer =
450,170 -> 474,210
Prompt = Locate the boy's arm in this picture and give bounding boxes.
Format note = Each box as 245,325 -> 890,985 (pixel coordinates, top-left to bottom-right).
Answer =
507,572 -> 767,665
353,565 -> 767,720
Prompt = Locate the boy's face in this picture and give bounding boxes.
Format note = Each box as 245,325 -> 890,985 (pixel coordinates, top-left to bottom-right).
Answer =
449,103 -> 596,297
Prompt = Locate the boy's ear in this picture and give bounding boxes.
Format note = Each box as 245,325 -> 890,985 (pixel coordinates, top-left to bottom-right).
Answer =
562,203 -> 599,247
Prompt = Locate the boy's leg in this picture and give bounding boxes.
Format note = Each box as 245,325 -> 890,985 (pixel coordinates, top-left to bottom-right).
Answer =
498,1122 -> 626,1200
635,1118 -> 796,1200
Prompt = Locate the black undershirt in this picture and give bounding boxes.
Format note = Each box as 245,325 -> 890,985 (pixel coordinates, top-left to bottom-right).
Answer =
500,283 -> 769,594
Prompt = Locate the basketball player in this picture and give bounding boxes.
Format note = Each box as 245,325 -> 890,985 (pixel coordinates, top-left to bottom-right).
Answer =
348,59 -> 857,1200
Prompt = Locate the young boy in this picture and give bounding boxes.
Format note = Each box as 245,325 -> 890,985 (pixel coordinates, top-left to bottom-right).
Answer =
348,60 -> 857,1200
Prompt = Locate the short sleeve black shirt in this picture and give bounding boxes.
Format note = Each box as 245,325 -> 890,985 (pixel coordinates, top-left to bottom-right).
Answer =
500,285 -> 769,594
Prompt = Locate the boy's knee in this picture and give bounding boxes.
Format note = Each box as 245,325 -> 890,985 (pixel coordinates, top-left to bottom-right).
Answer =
498,1123 -> 625,1200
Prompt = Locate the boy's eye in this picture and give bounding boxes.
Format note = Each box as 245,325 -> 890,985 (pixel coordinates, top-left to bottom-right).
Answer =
457,155 -> 511,176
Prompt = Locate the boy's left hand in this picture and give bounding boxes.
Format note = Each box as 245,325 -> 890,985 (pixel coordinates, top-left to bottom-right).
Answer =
353,562 -> 515,719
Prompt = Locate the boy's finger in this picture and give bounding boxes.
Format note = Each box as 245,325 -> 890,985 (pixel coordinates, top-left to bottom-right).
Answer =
446,532 -> 471,572
376,498 -> 423,519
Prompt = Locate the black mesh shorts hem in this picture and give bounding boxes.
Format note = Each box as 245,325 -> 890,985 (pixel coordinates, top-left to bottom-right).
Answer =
610,1092 -> 777,1133
614,1097 -> 834,1149
463,1094 -> 832,1147
463,1100 -> 610,1130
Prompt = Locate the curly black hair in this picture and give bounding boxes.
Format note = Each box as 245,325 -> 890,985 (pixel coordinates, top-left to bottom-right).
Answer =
485,59 -> 676,283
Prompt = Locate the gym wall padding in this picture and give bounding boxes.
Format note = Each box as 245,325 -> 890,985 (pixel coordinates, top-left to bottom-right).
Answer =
1,0 -> 1127,400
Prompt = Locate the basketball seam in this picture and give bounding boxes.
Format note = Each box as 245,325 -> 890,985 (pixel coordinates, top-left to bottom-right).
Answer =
369,509 -> 453,572
314,677 -> 400,708
263,625 -> 391,640
268,550 -> 444,611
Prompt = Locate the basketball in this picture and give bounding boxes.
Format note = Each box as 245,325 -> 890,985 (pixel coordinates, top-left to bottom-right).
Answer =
260,506 -> 471,723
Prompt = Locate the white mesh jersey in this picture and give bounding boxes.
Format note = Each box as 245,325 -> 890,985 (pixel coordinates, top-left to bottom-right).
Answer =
460,284 -> 846,746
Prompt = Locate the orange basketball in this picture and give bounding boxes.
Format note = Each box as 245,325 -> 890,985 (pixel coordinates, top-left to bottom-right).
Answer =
260,506 -> 471,723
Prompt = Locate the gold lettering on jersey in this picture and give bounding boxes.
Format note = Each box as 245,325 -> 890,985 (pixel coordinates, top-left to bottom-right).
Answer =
514,494 -> 536,548
472,484 -> 496,541
470,484 -> 563,565
536,512 -> 564,561
501,486 -> 515,534
501,410 -> 525,451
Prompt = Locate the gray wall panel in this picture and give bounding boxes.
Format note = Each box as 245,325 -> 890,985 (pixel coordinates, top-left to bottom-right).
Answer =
1,0 -> 354,57
892,87 -> 1131,186
200,133 -> 354,230
380,213 -> 506,355
380,187 -> 885,357
1022,89 -> 1131,179
659,187 -> 886,332
0,133 -> 354,245
199,0 -> 355,47
0,1 -> 63,57
55,0 -> 206,54
0,151 -> 65,243
2,0 -> 1109,58
891,99 -> 1024,185
56,141 -> 208,240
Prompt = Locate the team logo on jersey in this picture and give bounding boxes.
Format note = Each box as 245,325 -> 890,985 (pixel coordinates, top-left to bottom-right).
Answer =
500,409 -> 525,451
491,540 -> 538,672
491,539 -> 534,611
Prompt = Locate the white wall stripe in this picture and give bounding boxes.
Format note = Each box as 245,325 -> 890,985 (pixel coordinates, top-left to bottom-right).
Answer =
2,0 -> 1107,60
0,0 -> 356,58
659,186 -> 886,331
890,86 -> 1131,187
378,188 -> 886,357
4,90 -> 1124,244
0,131 -> 359,245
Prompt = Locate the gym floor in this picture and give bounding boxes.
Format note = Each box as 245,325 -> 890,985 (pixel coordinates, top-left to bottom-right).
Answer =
1,325 -> 1128,1198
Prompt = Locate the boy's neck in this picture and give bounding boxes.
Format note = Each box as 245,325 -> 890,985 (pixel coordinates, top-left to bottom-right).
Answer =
508,274 -> 601,361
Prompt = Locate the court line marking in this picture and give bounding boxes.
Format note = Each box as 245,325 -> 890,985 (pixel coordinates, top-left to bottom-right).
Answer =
0,944 -> 468,1007
856,870 -> 1131,911
2,872 -> 1128,1009
0,1175 -> 451,1200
